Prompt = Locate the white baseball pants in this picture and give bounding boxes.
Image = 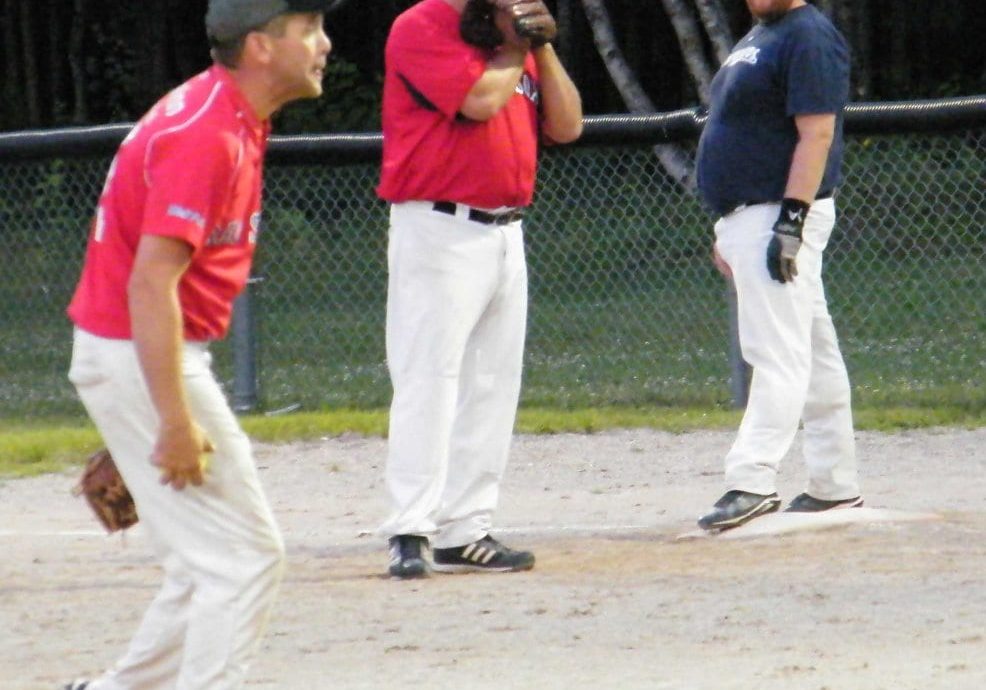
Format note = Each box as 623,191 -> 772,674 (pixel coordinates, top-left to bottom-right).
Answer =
713,199 -> 860,500
380,201 -> 527,549
69,328 -> 285,690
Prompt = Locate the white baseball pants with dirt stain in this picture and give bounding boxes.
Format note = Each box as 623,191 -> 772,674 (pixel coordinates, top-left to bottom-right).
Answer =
379,201 -> 527,549
713,198 -> 860,500
68,328 -> 285,690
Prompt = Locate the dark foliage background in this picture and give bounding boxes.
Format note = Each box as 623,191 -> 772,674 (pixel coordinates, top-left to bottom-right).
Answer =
1,0 -> 984,132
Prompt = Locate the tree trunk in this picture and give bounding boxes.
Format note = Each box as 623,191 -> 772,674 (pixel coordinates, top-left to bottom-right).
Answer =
134,0 -> 170,110
852,0 -> 871,99
693,0 -> 735,65
18,0 -> 41,125
2,0 -> 22,127
579,0 -> 694,186
836,0 -> 872,99
887,4 -> 909,94
580,0 -> 654,108
657,0 -> 715,104
48,0 -> 64,123
69,0 -> 88,123
555,0 -> 579,78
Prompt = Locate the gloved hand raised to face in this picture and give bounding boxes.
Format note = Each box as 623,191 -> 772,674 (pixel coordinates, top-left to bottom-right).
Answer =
498,0 -> 557,47
766,198 -> 810,283
461,0 -> 558,49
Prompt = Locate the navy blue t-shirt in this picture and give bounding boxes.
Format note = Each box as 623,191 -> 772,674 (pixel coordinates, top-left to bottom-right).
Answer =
696,4 -> 850,216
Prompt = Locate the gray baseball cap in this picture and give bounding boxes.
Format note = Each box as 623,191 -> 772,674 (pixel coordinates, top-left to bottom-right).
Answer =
206,0 -> 342,43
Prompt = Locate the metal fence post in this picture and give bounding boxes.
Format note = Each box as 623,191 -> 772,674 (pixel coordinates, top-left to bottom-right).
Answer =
231,276 -> 263,413
727,281 -> 751,408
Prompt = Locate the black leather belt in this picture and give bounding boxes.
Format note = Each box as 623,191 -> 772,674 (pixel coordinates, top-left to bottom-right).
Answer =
730,190 -> 834,215
432,201 -> 525,226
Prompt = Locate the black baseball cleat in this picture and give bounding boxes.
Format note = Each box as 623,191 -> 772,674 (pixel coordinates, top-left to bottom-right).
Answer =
698,490 -> 781,532
432,534 -> 535,573
785,493 -> 863,512
63,681 -> 90,690
388,534 -> 430,579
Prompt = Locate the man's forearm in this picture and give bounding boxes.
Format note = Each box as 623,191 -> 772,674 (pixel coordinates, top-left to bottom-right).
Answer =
784,137 -> 831,202
784,113 -> 836,202
129,274 -> 192,431
460,44 -> 528,121
534,44 -> 583,143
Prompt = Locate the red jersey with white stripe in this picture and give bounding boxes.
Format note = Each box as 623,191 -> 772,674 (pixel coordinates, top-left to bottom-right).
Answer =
67,65 -> 270,341
376,0 -> 541,209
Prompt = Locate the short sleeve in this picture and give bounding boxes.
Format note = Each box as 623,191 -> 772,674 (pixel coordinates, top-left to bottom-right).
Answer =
785,27 -> 850,116
140,129 -> 238,250
387,15 -> 487,118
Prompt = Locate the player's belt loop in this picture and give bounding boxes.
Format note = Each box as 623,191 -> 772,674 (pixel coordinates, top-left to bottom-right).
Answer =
432,201 -> 525,226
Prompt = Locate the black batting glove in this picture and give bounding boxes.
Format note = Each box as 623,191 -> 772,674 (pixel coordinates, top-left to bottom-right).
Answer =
766,198 -> 810,283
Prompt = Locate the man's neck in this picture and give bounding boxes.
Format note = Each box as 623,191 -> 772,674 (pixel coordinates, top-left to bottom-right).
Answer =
226,67 -> 279,121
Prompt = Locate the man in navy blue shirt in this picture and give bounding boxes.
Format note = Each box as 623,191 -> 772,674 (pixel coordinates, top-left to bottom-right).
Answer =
695,0 -> 863,531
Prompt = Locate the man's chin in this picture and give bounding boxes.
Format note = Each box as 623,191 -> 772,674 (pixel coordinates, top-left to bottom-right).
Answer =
756,10 -> 787,22
295,82 -> 324,101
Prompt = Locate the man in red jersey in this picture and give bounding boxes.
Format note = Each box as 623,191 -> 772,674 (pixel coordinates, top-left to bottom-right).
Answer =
376,0 -> 583,578
63,2 -> 334,689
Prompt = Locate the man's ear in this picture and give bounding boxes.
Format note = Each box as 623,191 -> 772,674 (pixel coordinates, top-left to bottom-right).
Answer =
242,31 -> 275,67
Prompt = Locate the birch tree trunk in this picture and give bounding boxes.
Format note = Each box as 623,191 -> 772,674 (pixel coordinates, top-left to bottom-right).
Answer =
555,0 -> 579,76
579,0 -> 694,185
657,0 -> 714,104
693,0 -> 735,64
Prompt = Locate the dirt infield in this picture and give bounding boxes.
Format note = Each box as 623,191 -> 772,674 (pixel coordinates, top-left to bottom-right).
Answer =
2,427 -> 984,690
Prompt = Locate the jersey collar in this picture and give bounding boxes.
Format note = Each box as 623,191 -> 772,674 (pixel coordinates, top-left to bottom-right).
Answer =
210,64 -> 271,141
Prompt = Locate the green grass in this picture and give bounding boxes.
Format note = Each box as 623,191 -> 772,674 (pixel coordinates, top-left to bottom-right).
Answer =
3,404 -> 983,480
2,134 -> 982,421
5,250 -> 981,419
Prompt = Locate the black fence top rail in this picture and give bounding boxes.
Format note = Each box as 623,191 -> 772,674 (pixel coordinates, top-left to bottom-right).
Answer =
1,95 -> 983,164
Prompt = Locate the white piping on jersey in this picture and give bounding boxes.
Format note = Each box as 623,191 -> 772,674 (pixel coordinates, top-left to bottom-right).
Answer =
143,81 -> 239,188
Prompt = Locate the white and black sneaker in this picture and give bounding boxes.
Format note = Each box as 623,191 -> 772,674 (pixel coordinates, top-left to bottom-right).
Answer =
697,490 -> 781,532
63,681 -> 90,690
388,534 -> 429,579
785,493 -> 863,512
432,534 -> 535,573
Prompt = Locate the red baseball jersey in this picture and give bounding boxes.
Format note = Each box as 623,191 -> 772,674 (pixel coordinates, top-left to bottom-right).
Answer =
67,66 -> 270,342
376,0 -> 541,209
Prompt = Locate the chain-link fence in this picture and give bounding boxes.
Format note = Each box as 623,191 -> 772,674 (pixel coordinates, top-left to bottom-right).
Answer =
1,102 -> 984,420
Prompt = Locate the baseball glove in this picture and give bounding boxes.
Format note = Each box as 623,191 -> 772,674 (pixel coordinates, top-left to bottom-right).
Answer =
461,0 -> 558,50
505,0 -> 557,48
73,448 -> 139,532
460,0 -> 504,49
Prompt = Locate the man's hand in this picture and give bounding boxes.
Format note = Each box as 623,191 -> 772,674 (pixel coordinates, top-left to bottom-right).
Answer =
513,1 -> 557,47
494,0 -> 557,48
152,421 -> 213,490
766,198 -> 810,283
